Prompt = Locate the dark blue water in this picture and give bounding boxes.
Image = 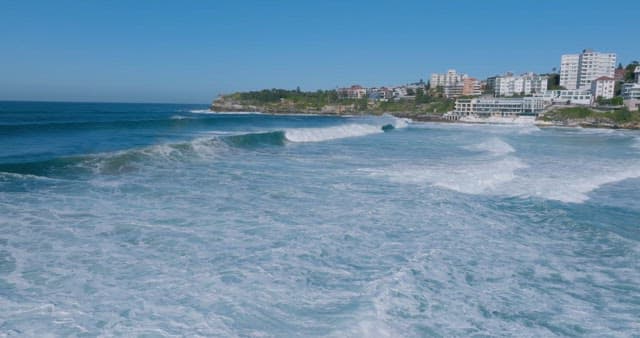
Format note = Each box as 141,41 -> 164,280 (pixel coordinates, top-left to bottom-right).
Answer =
1,101 -> 639,336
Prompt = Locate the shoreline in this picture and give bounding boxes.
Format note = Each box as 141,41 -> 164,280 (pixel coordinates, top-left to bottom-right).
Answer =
207,108 -> 640,130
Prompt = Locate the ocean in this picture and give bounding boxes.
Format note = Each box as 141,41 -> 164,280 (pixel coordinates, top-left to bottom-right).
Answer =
1,101 -> 639,337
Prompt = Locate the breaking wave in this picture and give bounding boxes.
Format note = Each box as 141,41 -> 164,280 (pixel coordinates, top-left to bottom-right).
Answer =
0,122 -> 399,177
464,138 -> 515,156
514,166 -> 640,203
370,156 -> 640,204
284,118 -> 407,143
374,157 -> 528,195
284,124 -> 383,142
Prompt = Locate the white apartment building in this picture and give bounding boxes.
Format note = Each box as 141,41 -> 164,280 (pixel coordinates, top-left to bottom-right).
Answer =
590,76 -> 615,99
430,69 -> 468,88
621,67 -> 640,100
454,97 -> 546,117
337,85 -> 368,99
622,83 -> 640,100
540,90 -> 593,105
560,49 -> 616,90
559,54 -> 579,89
489,73 -> 548,96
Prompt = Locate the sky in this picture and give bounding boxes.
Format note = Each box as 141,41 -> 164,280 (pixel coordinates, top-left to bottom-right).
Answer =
1,0 -> 639,104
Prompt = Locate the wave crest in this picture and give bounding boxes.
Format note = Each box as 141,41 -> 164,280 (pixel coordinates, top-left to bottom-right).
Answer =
284,124 -> 384,143
464,138 -> 515,156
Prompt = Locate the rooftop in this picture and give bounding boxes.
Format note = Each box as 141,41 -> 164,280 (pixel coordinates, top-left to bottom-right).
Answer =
594,76 -> 614,81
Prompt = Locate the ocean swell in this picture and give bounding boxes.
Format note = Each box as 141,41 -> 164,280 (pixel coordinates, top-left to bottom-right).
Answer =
0,123 -> 398,177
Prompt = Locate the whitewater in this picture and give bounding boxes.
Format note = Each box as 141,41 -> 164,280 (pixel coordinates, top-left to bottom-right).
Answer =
1,102 -> 639,337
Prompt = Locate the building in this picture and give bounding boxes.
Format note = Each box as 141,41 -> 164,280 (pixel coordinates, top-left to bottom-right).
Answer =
540,90 -> 593,105
621,67 -> 640,100
430,69 -> 468,88
430,70 -> 481,98
559,49 -> 616,90
590,76 -> 615,100
453,97 -> 546,117
462,78 -> 481,96
621,67 -> 640,111
368,87 -> 393,101
337,85 -> 368,99
487,73 -> 548,96
621,83 -> 640,100
443,85 -> 463,98
560,54 -> 580,89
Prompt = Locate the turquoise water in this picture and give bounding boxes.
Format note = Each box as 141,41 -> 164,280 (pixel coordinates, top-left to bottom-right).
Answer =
1,101 -> 639,337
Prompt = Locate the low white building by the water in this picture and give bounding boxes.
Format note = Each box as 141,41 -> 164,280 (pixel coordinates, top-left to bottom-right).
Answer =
453,97 -> 546,118
540,90 -> 593,105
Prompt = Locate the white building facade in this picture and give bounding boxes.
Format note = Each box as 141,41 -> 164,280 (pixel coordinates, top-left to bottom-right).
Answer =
491,73 -> 548,96
539,90 -> 593,105
453,97 -> 546,117
560,54 -> 579,89
621,67 -> 640,100
560,49 -> 616,90
590,76 -> 615,99
430,69 -> 468,88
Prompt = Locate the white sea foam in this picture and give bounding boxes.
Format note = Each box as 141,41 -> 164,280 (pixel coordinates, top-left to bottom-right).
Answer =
391,117 -> 410,129
372,157 -> 528,195
170,115 -> 192,120
515,167 -> 640,203
0,171 -> 59,181
373,157 -> 640,204
189,109 -> 262,115
285,124 -> 383,143
464,138 -> 515,156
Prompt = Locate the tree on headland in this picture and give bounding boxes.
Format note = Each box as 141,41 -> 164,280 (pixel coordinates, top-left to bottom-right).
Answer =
415,88 -> 430,104
624,61 -> 639,82
546,73 -> 564,90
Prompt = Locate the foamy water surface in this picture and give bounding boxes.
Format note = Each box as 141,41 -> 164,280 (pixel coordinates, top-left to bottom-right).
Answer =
1,102 -> 639,336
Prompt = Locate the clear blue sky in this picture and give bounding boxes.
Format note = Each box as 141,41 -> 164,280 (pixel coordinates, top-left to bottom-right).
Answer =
1,0 -> 638,104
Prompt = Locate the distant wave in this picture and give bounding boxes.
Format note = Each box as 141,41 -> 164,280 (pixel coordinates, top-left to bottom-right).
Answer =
284,118 -> 407,143
464,138 -> 515,156
189,109 -> 262,115
0,121 -> 400,177
632,137 -> 640,150
285,124 -> 383,142
170,115 -> 194,120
